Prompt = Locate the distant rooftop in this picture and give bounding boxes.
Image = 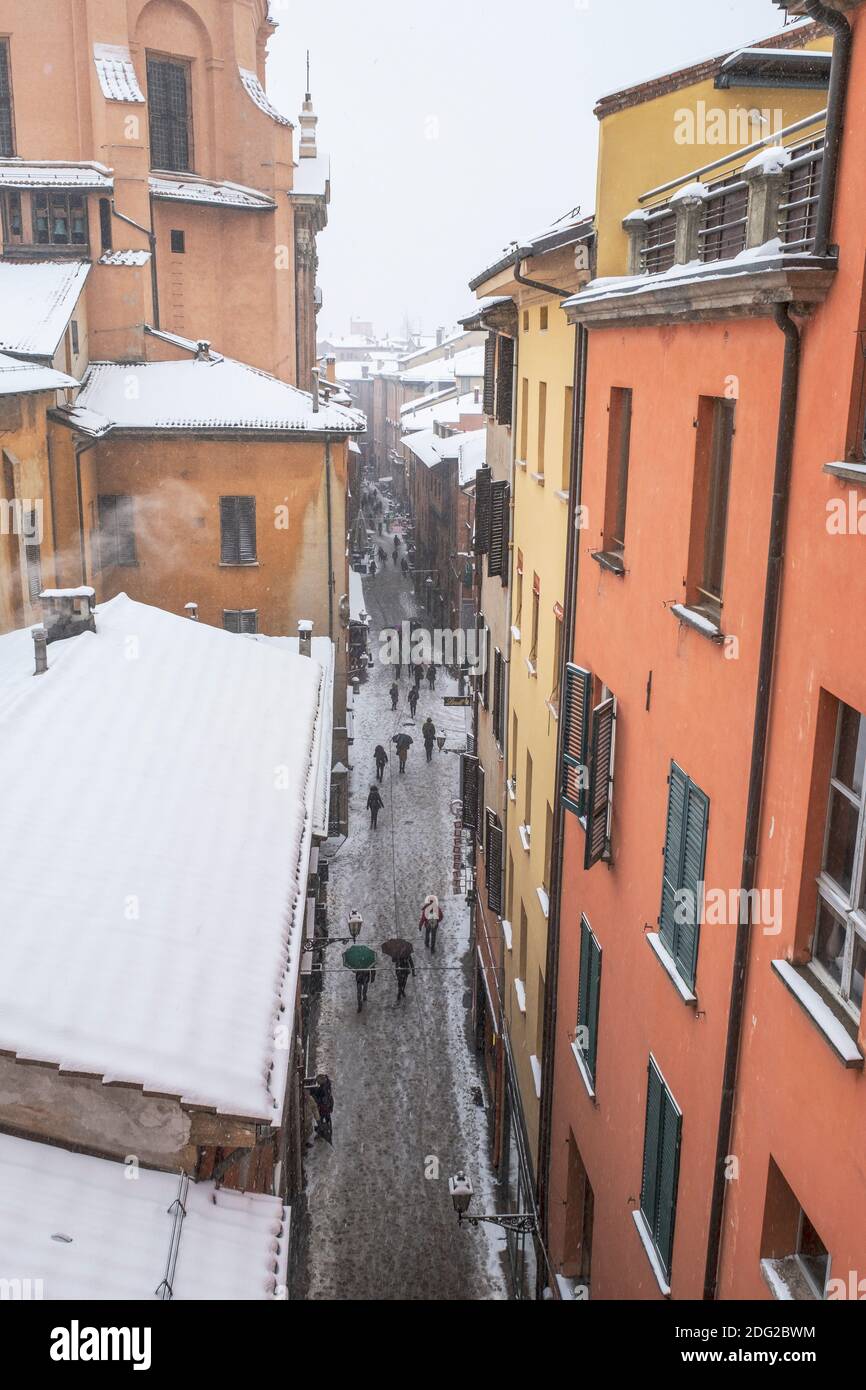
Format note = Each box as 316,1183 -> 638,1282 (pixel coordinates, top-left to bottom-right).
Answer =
0,258 -> 90,359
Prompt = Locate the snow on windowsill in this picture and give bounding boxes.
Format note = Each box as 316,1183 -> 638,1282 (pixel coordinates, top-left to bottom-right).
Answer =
501,919 -> 513,952
771,960 -> 864,1069
824,460 -> 866,487
761,1257 -> 815,1302
514,977 -> 527,1014
670,603 -> 725,644
525,659 -> 538,678
555,490 -> 570,503
530,472 -> 546,486
511,626 -> 521,643
506,778 -> 517,803
536,886 -> 550,919
530,1054 -> 542,1098
518,823 -> 531,853
647,932 -> 697,1005
632,1210 -> 671,1298
571,1040 -> 596,1101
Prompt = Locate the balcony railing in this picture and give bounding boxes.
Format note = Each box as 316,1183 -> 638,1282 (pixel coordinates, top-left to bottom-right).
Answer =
698,175 -> 749,263
641,206 -> 677,275
779,138 -> 825,252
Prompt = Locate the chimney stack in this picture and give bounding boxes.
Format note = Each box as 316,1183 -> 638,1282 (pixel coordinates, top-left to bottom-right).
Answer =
311,368 -> 320,412
32,624 -> 47,676
195,340 -> 212,362
39,588 -> 96,644
185,602 -> 199,621
298,619 -> 313,658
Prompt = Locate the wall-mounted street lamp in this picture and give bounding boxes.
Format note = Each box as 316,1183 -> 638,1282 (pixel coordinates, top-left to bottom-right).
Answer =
449,1172 -> 538,1236
303,910 -> 364,954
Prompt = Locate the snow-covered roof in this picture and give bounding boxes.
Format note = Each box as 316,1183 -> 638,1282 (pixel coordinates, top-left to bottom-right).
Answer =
336,358 -> 398,381
250,634 -> 334,839
0,594 -> 325,1121
239,67 -> 292,127
401,385 -> 456,416
0,1131 -> 289,1300
349,569 -> 368,623
93,43 -> 145,103
402,389 -> 481,434
98,249 -> 152,267
452,428 -> 488,486
292,153 -> 330,198
402,426 -> 444,469
59,356 -> 366,437
0,159 -> 113,190
0,259 -> 90,358
149,176 -> 275,210
0,351 -> 77,396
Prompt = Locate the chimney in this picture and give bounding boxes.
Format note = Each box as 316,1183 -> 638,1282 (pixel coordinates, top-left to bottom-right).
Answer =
185,602 -> 199,621
39,587 -> 96,645
362,364 -> 370,380
474,387 -> 480,404
32,624 -> 47,675
299,55 -> 319,160
195,340 -> 212,362
325,355 -> 337,385
436,327 -> 445,346
298,619 -> 313,658
311,367 -> 320,412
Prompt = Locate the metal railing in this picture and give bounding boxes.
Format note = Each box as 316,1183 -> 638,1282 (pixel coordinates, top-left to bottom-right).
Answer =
641,205 -> 677,275
698,175 -> 749,263
778,138 -> 825,252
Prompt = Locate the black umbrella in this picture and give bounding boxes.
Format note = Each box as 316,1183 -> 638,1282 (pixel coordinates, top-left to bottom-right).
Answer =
381,938 -> 414,962
392,733 -> 414,750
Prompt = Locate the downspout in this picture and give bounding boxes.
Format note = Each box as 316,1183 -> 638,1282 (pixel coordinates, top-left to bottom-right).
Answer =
325,439 -> 335,640
74,436 -> 99,586
537,317 -> 589,1295
514,248 -> 571,301
111,201 -> 160,329
704,2 -> 853,1301
804,0 -> 853,259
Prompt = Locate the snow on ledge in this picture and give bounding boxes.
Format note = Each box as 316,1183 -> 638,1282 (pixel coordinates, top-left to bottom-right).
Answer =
771,960 -> 863,1068
530,1054 -> 542,1098
514,978 -> 527,1014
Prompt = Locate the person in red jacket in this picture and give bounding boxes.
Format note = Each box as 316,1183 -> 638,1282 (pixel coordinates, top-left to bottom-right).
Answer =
418,894 -> 443,954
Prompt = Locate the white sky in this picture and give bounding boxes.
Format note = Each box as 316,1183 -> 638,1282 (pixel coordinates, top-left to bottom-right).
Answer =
265,0 -> 801,339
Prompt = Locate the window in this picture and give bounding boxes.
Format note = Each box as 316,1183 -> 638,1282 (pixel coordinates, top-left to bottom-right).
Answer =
2,189 -> 22,243
563,1135 -> 594,1288
485,810 -> 504,915
170,228 -> 186,254
539,305 -> 549,332
147,54 -> 194,173
97,494 -> 137,568
483,333 -> 496,416
543,804 -> 554,894
600,387 -> 633,568
519,902 -> 528,983
496,336 -> 515,427
224,610 -> 258,635
639,1057 -> 682,1284
536,969 -> 545,1058
536,382 -> 547,475
519,378 -> 529,460
760,1159 -> 831,1301
561,664 -> 591,817
461,753 -> 481,833
220,495 -> 257,565
523,310 -> 529,333
488,481 -> 509,580
33,192 -> 88,247
576,916 -> 602,1083
99,197 -> 113,253
492,648 -> 504,747
513,550 -> 524,629
0,38 -> 15,157
659,762 -> 710,991
480,621 -> 491,709
524,750 -> 533,835
687,397 -> 735,625
528,574 -> 540,669
562,385 -> 574,493
813,700 -> 866,1020
23,509 -> 41,605
474,466 -> 492,556
549,607 -> 564,712
584,694 -> 615,869
70,321 -> 80,356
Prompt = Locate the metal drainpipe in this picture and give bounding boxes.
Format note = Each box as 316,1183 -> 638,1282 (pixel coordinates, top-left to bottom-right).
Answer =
535,318 -> 589,1297
804,0 -> 853,259
703,3 -> 853,1300
325,439 -> 335,640
703,303 -> 801,1301
74,437 -> 100,586
514,249 -> 571,301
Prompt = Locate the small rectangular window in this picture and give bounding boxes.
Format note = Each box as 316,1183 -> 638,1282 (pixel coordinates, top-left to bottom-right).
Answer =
70,321 -> 80,357
220,495 -> 257,565
529,575 -> 540,668
97,494 -> 137,569
602,387 -> 633,566
32,192 -> 88,248
519,378 -> 529,460
813,699 -> 866,1020
99,197 -> 113,253
639,1056 -> 682,1282
147,54 -> 194,173
562,385 -> 574,493
2,189 -> 22,243
687,397 -> 735,625
576,916 -> 602,1082
536,382 -> 547,475
171,228 -> 186,254
223,610 -> 258,635
0,38 -> 15,158
23,509 -> 41,605
539,305 -> 549,332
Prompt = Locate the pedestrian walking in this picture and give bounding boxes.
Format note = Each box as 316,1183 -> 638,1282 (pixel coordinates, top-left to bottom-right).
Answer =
392,550 -> 399,567
308,1073 -> 334,1143
395,954 -> 416,1003
408,685 -> 419,718
355,968 -> 376,1012
414,664 -> 422,690
377,520 -> 383,535
422,716 -> 436,762
369,558 -> 377,576
393,732 -> 413,773
374,745 -> 388,781
390,681 -> 400,711
367,785 -> 384,829
401,557 -> 409,575
419,894 -> 443,954
378,545 -> 387,565
427,662 -> 437,691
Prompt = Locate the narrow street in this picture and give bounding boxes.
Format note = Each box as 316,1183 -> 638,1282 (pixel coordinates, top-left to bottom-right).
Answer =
293,521 -> 510,1301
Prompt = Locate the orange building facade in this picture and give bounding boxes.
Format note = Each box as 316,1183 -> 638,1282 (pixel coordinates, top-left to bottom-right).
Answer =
545,0 -> 866,1302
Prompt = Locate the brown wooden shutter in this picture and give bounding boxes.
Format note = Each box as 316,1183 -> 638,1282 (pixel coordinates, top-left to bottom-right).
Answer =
492,649 -> 503,745
476,762 -> 485,845
584,697 -> 615,868
488,481 -> 510,580
496,334 -> 515,426
474,467 -> 492,555
483,333 -> 497,417
461,754 -> 480,832
485,811 -> 504,915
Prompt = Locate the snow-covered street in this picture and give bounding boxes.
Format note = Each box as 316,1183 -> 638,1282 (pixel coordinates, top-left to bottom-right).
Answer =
293,530 -> 511,1301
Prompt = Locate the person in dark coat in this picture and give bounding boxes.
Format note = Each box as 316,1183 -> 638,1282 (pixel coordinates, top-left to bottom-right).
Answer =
422,716 -> 436,762
401,557 -> 409,575
367,785 -> 384,829
414,664 -> 423,690
408,685 -> 419,718
390,681 -> 400,711
369,558 -> 377,576
419,894 -> 443,954
427,662 -> 437,690
395,953 -> 415,1003
378,545 -> 387,564
395,734 -> 412,773
308,1073 -> 334,1142
374,745 -> 388,782
355,968 -> 375,1012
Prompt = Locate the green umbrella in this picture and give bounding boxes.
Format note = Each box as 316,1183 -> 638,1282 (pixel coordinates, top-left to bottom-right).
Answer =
342,945 -> 378,972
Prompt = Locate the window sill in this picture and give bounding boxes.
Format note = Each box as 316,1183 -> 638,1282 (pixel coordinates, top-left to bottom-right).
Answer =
511,625 -> 521,643
219,561 -> 260,569
545,700 -> 560,722
771,960 -> 864,1069
631,1210 -> 671,1298
514,977 -> 527,1015
590,549 -> 625,577
536,886 -> 550,919
670,603 -> 725,644
501,919 -> 513,951
526,659 -> 538,678
571,1040 -> 596,1100
515,458 -> 527,470
646,933 -> 697,1005
506,779 -> 517,803
823,460 -> 866,486
518,824 -> 531,853
530,1054 -> 542,1098
554,490 -> 570,504
530,472 -> 546,486
760,1257 -> 817,1303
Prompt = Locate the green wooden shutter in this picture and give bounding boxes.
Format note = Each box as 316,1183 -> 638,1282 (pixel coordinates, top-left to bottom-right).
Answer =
676,781 -> 708,988
496,335 -> 515,427
659,763 -> 688,956
561,665 -> 592,817
655,1082 -> 683,1279
476,762 -> 485,846
587,933 -> 602,1080
640,1058 -> 663,1235
474,467 -> 492,555
483,333 -> 497,417
461,754 -> 479,832
577,917 -> 592,1047
584,698 -> 615,869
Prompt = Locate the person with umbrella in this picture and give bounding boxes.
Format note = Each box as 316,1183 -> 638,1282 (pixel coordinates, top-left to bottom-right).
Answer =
419,894 -> 443,954
344,944 -> 378,1012
389,680 -> 400,711
374,744 -> 388,782
393,731 -> 413,774
382,939 -> 416,1004
408,684 -> 419,718
367,784 -> 384,829
307,1073 -> 334,1143
422,716 -> 436,762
